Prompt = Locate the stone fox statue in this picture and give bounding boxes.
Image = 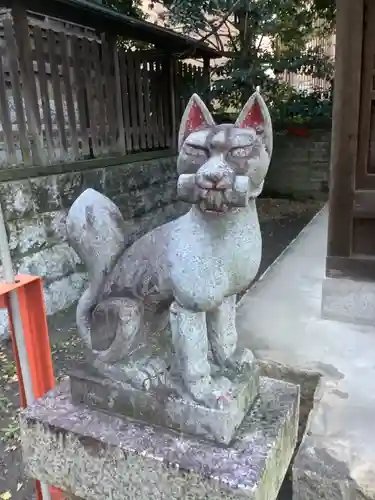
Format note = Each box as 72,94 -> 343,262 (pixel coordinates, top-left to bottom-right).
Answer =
66,91 -> 273,409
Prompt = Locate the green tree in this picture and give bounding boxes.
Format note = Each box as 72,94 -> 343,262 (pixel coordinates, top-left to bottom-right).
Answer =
103,0 -> 144,18
108,0 -> 335,120
152,0 -> 335,108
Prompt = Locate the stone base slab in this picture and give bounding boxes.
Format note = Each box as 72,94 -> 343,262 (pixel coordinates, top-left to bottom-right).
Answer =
69,361 -> 260,445
322,276 -> 375,326
20,377 -> 299,500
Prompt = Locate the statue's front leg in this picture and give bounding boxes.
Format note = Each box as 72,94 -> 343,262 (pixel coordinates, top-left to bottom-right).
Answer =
170,301 -> 232,408
207,295 -> 254,377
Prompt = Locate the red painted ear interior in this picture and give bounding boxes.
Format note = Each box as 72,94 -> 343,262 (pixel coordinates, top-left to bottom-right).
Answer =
184,100 -> 209,136
239,98 -> 264,130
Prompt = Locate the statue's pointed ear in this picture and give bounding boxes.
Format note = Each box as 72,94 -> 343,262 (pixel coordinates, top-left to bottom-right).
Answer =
235,91 -> 273,155
178,94 -> 215,151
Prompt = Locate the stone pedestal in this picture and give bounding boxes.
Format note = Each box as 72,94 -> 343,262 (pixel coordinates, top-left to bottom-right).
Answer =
69,361 -> 260,445
20,377 -> 299,500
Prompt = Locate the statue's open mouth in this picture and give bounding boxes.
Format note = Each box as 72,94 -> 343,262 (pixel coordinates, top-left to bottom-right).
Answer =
197,189 -> 229,214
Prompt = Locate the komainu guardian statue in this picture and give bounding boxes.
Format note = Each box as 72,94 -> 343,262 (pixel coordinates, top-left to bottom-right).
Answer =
67,91 -> 273,443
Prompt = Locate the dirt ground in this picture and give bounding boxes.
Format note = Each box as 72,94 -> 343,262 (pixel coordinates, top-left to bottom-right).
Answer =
0,197 -> 324,500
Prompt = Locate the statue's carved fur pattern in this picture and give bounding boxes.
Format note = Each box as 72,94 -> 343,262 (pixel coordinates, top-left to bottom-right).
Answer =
66,92 -> 273,409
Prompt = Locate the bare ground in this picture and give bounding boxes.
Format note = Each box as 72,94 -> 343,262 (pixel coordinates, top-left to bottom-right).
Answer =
0,198 -> 324,500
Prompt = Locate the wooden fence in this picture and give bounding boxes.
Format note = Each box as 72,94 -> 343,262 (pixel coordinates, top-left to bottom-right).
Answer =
0,9 -> 205,168
280,31 -> 335,93
175,61 -> 205,120
281,71 -> 332,92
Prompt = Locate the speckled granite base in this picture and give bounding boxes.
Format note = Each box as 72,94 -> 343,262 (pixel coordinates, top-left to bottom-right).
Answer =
20,377 -> 299,500
69,361 -> 260,445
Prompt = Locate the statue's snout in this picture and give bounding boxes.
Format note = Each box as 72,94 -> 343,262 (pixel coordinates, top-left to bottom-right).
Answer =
195,160 -> 234,191
177,173 -> 249,210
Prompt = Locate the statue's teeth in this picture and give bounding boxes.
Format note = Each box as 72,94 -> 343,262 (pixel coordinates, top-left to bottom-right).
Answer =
206,192 -> 214,206
223,189 -> 232,204
214,191 -> 222,210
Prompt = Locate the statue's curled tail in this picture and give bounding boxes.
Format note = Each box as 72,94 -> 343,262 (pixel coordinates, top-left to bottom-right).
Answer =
66,188 -> 132,361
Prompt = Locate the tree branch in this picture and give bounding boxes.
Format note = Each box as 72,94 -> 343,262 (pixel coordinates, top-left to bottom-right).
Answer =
256,34 -> 264,51
198,0 -> 242,45
206,19 -> 226,52
223,19 -> 239,52
177,0 -> 242,57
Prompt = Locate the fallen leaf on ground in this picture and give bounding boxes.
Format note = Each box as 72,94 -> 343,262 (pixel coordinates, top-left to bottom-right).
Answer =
0,491 -> 12,500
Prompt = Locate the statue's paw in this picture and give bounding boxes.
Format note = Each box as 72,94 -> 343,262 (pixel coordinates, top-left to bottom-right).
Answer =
132,370 -> 153,391
225,347 -> 255,376
140,358 -> 169,389
188,375 -> 234,410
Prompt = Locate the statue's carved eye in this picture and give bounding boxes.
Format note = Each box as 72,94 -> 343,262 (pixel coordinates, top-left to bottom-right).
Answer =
184,143 -> 208,157
229,145 -> 253,158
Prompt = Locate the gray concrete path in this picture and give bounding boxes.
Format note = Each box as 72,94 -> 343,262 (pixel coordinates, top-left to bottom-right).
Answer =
237,207 -> 375,500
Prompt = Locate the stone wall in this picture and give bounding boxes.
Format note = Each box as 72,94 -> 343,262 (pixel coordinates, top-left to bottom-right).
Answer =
264,128 -> 331,200
0,151 -> 185,340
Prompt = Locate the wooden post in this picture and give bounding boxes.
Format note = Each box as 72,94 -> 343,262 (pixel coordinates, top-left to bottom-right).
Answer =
118,50 -> 133,152
203,56 -> 211,108
113,43 -> 126,154
11,1 -> 47,166
59,32 -> 80,159
71,36 -> 90,157
169,56 -> 177,150
102,34 -> 118,153
155,59 -> 166,148
134,53 -> 146,150
127,52 -> 140,151
0,52 -> 17,164
326,0 -> 364,274
48,30 -> 69,159
3,16 -> 32,165
33,26 -> 55,160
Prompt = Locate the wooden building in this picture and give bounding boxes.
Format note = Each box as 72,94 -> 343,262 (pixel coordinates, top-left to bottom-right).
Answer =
323,0 -> 375,324
0,0 -> 219,167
